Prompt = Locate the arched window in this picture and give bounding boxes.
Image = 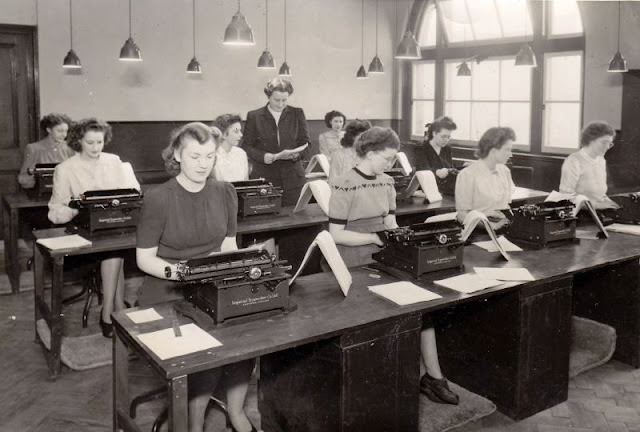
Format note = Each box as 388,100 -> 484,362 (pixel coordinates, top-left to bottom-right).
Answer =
409,0 -> 584,154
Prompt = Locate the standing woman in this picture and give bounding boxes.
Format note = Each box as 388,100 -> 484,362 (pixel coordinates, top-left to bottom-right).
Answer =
242,77 -> 311,206
318,110 -> 346,160
328,119 -> 371,184
415,116 -> 458,193
48,118 -> 140,337
329,126 -> 459,405
18,113 -> 75,189
455,127 -> 516,230
212,113 -> 249,182
136,122 -> 255,432
559,121 -> 618,209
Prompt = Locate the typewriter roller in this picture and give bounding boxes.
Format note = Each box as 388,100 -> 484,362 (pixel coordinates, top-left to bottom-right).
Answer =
373,220 -> 464,277
173,248 -> 293,324
505,200 -> 577,248
232,178 -> 283,217
67,188 -> 143,236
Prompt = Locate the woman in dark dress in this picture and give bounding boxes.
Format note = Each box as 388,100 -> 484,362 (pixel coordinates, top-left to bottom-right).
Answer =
415,116 -> 458,194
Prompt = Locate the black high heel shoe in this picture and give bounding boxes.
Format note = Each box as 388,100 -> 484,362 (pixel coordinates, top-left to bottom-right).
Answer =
99,314 -> 113,338
225,415 -> 258,432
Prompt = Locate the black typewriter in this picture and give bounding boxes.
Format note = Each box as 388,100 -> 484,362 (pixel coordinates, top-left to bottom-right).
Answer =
385,169 -> 412,197
27,163 -> 57,196
609,193 -> 640,224
172,248 -> 293,324
372,220 -> 464,277
505,200 -> 577,248
67,188 -> 143,236
232,178 -> 283,217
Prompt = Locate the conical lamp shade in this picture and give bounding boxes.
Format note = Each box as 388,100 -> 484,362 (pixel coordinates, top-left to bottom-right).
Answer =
515,44 -> 536,67
608,51 -> 628,73
457,61 -> 471,76
257,49 -> 275,69
223,12 -> 255,45
278,61 -> 291,76
186,57 -> 202,74
368,55 -> 384,74
119,37 -> 142,61
395,31 -> 420,60
356,65 -> 368,79
63,49 -> 82,69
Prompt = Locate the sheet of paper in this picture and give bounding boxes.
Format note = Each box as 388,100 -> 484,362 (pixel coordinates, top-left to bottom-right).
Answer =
606,223 -> 640,236
293,180 -> 331,215
305,154 -> 330,175
136,323 -> 222,360
36,234 -> 92,250
394,152 -> 413,176
474,267 -> 535,281
473,235 -> 522,252
276,143 -> 309,160
424,212 -> 458,223
368,281 -> 441,306
126,308 -> 163,324
434,273 -> 503,294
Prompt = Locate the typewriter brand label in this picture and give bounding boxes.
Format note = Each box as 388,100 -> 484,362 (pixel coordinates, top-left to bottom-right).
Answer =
98,216 -> 133,224
232,292 -> 280,307
549,228 -> 571,236
426,256 -> 457,265
251,203 -> 276,210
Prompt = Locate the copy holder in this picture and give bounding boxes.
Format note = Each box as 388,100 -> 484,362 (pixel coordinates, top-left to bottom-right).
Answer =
391,152 -> 413,176
305,154 -> 330,179
293,179 -> 331,215
404,170 -> 443,203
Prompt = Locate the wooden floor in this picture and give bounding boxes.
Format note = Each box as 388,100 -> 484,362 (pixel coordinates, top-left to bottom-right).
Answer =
2,289 -> 640,432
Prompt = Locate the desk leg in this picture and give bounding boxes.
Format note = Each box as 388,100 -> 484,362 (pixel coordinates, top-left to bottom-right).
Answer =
436,277 -> 572,420
47,256 -> 65,379
168,376 -> 188,432
34,243 -> 45,341
2,200 -> 20,294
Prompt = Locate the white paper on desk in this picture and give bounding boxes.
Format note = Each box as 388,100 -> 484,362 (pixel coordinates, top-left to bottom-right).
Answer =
425,212 -> 457,223
605,223 -> 640,236
512,187 -> 530,201
474,267 -> 534,281
368,281 -> 441,306
473,235 -> 522,253
434,273 -> 503,294
404,171 -> 442,203
126,308 -> 163,324
293,180 -> 331,215
137,323 -> 222,360
36,234 -> 92,250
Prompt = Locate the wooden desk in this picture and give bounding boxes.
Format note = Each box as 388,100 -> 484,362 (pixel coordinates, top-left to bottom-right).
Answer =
111,232 -> 640,430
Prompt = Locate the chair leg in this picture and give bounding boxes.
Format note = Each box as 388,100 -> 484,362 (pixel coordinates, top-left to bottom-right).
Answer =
130,387 -> 168,419
151,407 -> 168,432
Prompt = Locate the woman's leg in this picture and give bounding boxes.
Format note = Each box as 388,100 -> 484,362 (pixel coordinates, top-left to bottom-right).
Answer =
188,369 -> 221,432
100,257 -> 125,323
224,359 -> 255,432
420,327 -> 443,379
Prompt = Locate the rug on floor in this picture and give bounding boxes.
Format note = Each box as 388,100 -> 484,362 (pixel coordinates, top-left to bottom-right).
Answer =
418,381 -> 496,432
569,315 -> 616,377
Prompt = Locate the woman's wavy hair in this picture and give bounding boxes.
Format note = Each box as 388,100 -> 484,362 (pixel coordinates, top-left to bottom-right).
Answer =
580,121 -> 615,148
341,119 -> 372,148
264,77 -> 294,97
213,114 -> 242,135
324,110 -> 346,128
475,127 -> 516,159
40,113 -> 72,134
67,118 -> 112,152
355,126 -> 400,158
424,116 -> 457,142
162,122 -> 221,176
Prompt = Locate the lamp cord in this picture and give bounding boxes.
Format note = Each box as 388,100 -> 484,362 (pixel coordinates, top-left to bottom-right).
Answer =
265,0 -> 269,50
69,0 -> 73,49
128,0 -> 132,38
617,0 -> 621,51
192,0 -> 196,56
283,0 -> 287,61
375,0 -> 379,55
361,0 -> 364,64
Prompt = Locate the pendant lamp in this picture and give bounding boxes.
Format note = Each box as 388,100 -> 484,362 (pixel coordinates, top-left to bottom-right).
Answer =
257,0 -> 275,68
119,0 -> 142,61
186,0 -> 202,73
608,0 -> 627,73
457,61 -> 471,77
278,0 -> 291,76
514,2 -> 535,67
223,0 -> 255,46
368,0 -> 384,74
63,0 -> 81,69
356,0 -> 368,79
395,0 -> 420,60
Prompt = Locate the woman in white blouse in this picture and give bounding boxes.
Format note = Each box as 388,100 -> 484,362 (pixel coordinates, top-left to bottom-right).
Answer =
318,110 -> 346,160
455,127 -> 516,230
212,114 -> 249,182
48,118 -> 140,337
559,121 -> 618,209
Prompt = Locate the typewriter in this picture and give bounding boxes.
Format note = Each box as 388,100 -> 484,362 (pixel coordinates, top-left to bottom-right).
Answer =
372,220 -> 464,277
232,179 -> 283,217
385,169 -> 412,196
172,248 -> 293,324
609,193 -> 640,224
27,163 -> 57,197
505,200 -> 577,248
67,188 -> 143,236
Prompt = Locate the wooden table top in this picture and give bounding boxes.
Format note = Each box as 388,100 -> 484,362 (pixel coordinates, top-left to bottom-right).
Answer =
112,229 -> 640,380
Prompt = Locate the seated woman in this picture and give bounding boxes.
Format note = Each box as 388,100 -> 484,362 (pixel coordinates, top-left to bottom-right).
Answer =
415,116 -> 458,194
211,114 -> 249,182
48,118 -> 140,338
455,127 -> 516,231
328,119 -> 371,184
328,126 -> 459,405
136,122 -> 255,432
18,113 -> 75,189
559,121 -> 618,209
318,110 -> 346,160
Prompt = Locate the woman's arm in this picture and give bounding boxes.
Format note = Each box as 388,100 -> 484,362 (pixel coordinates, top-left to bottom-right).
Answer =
48,164 -> 78,224
136,247 -> 180,280
454,169 -> 473,224
559,156 -> 579,194
318,133 -> 330,157
329,223 -> 383,247
241,111 -> 270,164
17,144 -> 37,189
383,214 -> 398,230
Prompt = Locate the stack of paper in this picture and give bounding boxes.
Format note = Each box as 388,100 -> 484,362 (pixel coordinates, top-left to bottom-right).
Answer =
606,223 -> 640,236
473,235 -> 522,252
126,308 -> 163,324
36,234 -> 92,250
434,274 -> 503,294
368,281 -> 441,305
137,323 -> 223,360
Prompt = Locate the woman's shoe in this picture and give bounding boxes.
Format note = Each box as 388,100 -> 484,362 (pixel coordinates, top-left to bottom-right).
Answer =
99,315 -> 113,338
420,374 -> 459,405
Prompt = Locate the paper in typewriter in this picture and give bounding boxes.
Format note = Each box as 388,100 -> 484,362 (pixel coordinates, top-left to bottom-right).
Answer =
368,281 -> 441,305
305,154 -> 331,177
293,180 -> 331,215
405,170 -> 443,203
392,152 -> 413,176
136,323 -> 222,360
461,210 -> 511,261
289,230 -> 352,296
545,191 -> 608,238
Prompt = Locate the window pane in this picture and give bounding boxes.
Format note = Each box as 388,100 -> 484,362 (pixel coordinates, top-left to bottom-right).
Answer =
438,0 -> 472,43
495,0 -> 533,39
445,101 -> 471,140
466,0 -> 501,40
471,102 -> 499,141
413,62 -> 436,99
412,101 -> 435,138
501,59 -> 531,101
500,102 -> 531,146
417,4 -> 437,47
445,60 -> 471,100
545,53 -> 582,101
472,60 -> 500,101
543,103 -> 581,150
549,0 -> 583,36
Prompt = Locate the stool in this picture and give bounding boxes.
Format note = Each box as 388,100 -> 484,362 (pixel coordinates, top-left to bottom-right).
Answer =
62,264 -> 102,328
